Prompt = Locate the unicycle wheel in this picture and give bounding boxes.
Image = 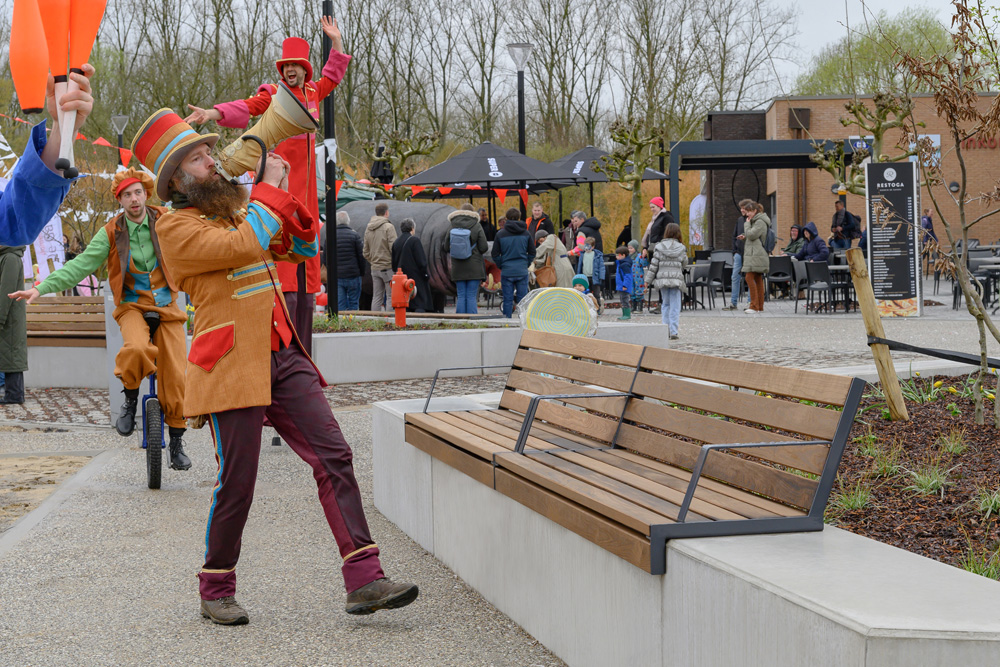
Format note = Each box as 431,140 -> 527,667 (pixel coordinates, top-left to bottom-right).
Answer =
145,399 -> 163,489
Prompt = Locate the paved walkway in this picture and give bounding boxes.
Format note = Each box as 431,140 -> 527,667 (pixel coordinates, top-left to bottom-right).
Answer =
0,413 -> 563,666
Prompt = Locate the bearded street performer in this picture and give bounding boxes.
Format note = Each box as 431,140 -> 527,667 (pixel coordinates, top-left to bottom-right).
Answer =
8,169 -> 191,469
183,16 -> 349,354
131,109 -> 417,625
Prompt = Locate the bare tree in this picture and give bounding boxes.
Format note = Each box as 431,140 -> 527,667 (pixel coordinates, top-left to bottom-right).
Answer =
457,0 -> 510,144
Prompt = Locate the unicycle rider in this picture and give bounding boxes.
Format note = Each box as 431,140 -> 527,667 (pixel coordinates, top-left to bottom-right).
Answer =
7,169 -> 192,470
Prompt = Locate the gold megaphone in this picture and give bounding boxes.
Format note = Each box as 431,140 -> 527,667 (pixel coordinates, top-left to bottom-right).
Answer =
216,81 -> 320,181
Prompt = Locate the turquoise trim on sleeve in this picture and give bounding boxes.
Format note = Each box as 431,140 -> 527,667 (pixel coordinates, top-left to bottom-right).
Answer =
291,235 -> 318,258
245,202 -> 281,250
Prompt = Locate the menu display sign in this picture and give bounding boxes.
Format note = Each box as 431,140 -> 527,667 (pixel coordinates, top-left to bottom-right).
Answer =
865,161 -> 922,317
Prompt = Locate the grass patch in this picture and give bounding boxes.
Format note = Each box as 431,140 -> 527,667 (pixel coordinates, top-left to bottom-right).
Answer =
830,478 -> 872,513
936,429 -> 968,456
853,426 -> 880,457
312,315 -> 505,333
903,460 -> 956,499
959,542 -> 1000,580
869,441 -> 904,479
975,487 -> 1000,521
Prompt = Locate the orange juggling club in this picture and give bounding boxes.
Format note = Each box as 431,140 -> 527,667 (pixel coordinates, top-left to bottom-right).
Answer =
9,0 -> 48,114
37,0 -> 71,169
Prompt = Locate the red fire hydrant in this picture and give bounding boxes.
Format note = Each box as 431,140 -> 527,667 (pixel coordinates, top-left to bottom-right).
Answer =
390,268 -> 416,327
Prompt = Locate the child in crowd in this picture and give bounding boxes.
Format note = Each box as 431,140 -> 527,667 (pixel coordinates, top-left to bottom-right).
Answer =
614,246 -> 633,321
571,273 -> 600,312
576,236 -> 605,313
627,240 -> 648,313
645,222 -> 687,340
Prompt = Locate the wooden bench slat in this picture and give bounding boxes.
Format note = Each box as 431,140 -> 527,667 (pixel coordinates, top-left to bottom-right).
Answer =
27,337 -> 105,347
584,449 -> 802,519
624,400 -> 829,475
27,313 -> 105,322
500,390 -> 620,444
30,296 -> 103,304
26,305 -> 105,313
617,424 -> 818,510
518,329 -> 645,367
494,469 -> 653,572
25,322 -> 106,331
432,411 -> 567,454
404,424 -> 495,486
404,413 -> 508,460
478,410 -> 605,450
523,452 -> 716,523
511,349 -> 635,392
641,347 -> 854,406
493,452 -> 664,534
632,373 -> 842,441
506,370 -> 629,416
548,451 -> 747,521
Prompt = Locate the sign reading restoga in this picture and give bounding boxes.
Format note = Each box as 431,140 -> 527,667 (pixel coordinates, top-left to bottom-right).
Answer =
864,161 -> 922,317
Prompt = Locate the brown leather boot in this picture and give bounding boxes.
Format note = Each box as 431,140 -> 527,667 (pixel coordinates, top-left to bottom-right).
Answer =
200,596 -> 249,625
345,577 -> 419,615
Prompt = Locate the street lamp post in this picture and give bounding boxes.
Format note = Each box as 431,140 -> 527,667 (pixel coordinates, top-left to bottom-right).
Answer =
507,42 -> 533,219
111,114 -> 129,166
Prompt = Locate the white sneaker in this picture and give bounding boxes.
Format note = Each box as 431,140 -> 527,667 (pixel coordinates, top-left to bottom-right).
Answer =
744,308 -> 759,314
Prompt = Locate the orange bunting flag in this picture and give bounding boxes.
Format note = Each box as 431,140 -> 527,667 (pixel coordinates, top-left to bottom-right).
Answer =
518,189 -> 529,206
119,148 -> 132,164
92,136 -> 111,147
75,132 -> 86,141
495,189 -> 507,201
438,187 -> 453,196
334,180 -> 344,199
383,183 -> 394,190
410,186 -> 426,196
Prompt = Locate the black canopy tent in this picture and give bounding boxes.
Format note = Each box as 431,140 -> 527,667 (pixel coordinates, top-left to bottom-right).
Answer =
548,145 -> 668,220
667,139 -> 853,246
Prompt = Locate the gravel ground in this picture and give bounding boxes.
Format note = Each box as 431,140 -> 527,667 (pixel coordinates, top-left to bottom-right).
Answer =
0,414 -> 563,667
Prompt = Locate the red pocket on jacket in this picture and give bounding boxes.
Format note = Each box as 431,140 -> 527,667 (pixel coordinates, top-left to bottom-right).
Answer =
188,322 -> 235,373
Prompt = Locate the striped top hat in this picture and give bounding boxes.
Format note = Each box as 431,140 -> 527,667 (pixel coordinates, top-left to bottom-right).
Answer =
131,109 -> 219,201
276,37 -> 313,82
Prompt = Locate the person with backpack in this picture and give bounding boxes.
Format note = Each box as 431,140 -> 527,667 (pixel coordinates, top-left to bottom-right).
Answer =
830,200 -> 859,250
739,199 -> 770,314
491,208 -> 536,318
445,203 -> 488,314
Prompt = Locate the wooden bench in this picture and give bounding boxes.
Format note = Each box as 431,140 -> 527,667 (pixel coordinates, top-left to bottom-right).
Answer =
405,329 -> 865,574
26,296 -> 106,347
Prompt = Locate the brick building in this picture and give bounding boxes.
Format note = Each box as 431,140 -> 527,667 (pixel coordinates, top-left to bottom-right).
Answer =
703,93 -> 1000,250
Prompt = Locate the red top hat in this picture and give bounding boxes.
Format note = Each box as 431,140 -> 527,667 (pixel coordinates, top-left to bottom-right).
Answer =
276,37 -> 313,83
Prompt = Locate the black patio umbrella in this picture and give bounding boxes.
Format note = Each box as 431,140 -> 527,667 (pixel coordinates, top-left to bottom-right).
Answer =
548,145 -> 668,218
399,141 -> 580,186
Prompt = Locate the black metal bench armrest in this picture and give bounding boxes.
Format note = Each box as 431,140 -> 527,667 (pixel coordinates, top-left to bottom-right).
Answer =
423,365 -> 513,413
676,439 -> 831,523
513,392 -> 634,454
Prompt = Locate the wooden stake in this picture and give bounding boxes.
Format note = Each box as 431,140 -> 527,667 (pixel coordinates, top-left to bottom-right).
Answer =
846,248 -> 909,421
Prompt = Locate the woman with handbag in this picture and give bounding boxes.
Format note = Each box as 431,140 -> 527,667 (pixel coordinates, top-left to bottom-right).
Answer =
532,231 -> 575,288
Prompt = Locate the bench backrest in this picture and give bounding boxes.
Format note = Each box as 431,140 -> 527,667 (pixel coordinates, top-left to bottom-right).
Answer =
26,296 -> 106,347
500,330 -> 862,512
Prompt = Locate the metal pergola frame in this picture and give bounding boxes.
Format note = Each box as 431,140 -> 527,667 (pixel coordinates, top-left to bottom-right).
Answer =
668,139 -> 854,229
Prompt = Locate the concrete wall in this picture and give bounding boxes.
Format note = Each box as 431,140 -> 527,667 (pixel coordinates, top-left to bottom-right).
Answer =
374,398 -> 1000,667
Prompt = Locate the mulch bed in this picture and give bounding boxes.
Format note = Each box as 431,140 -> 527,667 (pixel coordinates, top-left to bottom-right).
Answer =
831,372 -> 1000,575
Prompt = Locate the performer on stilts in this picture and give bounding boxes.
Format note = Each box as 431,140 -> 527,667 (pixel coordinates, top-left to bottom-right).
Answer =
184,16 -> 348,354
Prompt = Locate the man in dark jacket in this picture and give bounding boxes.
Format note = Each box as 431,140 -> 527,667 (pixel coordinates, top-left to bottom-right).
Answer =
478,207 -> 497,242
644,197 -> 675,249
526,202 -> 555,239
491,208 -> 535,318
332,211 -> 365,310
795,222 -> 830,262
446,205 -> 489,314
830,200 -> 858,250
0,246 -> 27,404
391,219 -> 433,313
578,216 -> 604,252
722,216 -> 746,310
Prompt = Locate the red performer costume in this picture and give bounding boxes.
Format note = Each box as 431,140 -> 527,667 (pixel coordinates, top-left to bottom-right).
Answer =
185,18 -> 349,354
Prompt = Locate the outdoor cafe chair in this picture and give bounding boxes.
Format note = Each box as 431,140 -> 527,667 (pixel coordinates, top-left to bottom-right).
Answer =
767,255 -> 794,300
708,260 -> 728,301
684,263 -> 713,310
804,261 -> 835,314
710,250 -> 734,271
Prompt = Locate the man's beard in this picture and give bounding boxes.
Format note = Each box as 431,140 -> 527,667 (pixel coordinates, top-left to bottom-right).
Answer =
177,170 -> 248,219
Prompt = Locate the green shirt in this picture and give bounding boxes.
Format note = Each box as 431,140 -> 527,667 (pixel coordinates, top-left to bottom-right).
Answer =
37,213 -> 155,295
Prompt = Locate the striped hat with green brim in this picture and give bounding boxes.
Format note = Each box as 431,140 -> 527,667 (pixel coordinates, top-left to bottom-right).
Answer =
132,109 -> 219,201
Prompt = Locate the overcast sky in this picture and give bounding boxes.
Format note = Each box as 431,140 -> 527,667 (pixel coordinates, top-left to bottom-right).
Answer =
776,0 -> 956,85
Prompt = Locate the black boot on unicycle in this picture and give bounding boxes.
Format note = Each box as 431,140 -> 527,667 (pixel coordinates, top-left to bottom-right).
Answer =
168,427 -> 192,470
116,388 -> 139,436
